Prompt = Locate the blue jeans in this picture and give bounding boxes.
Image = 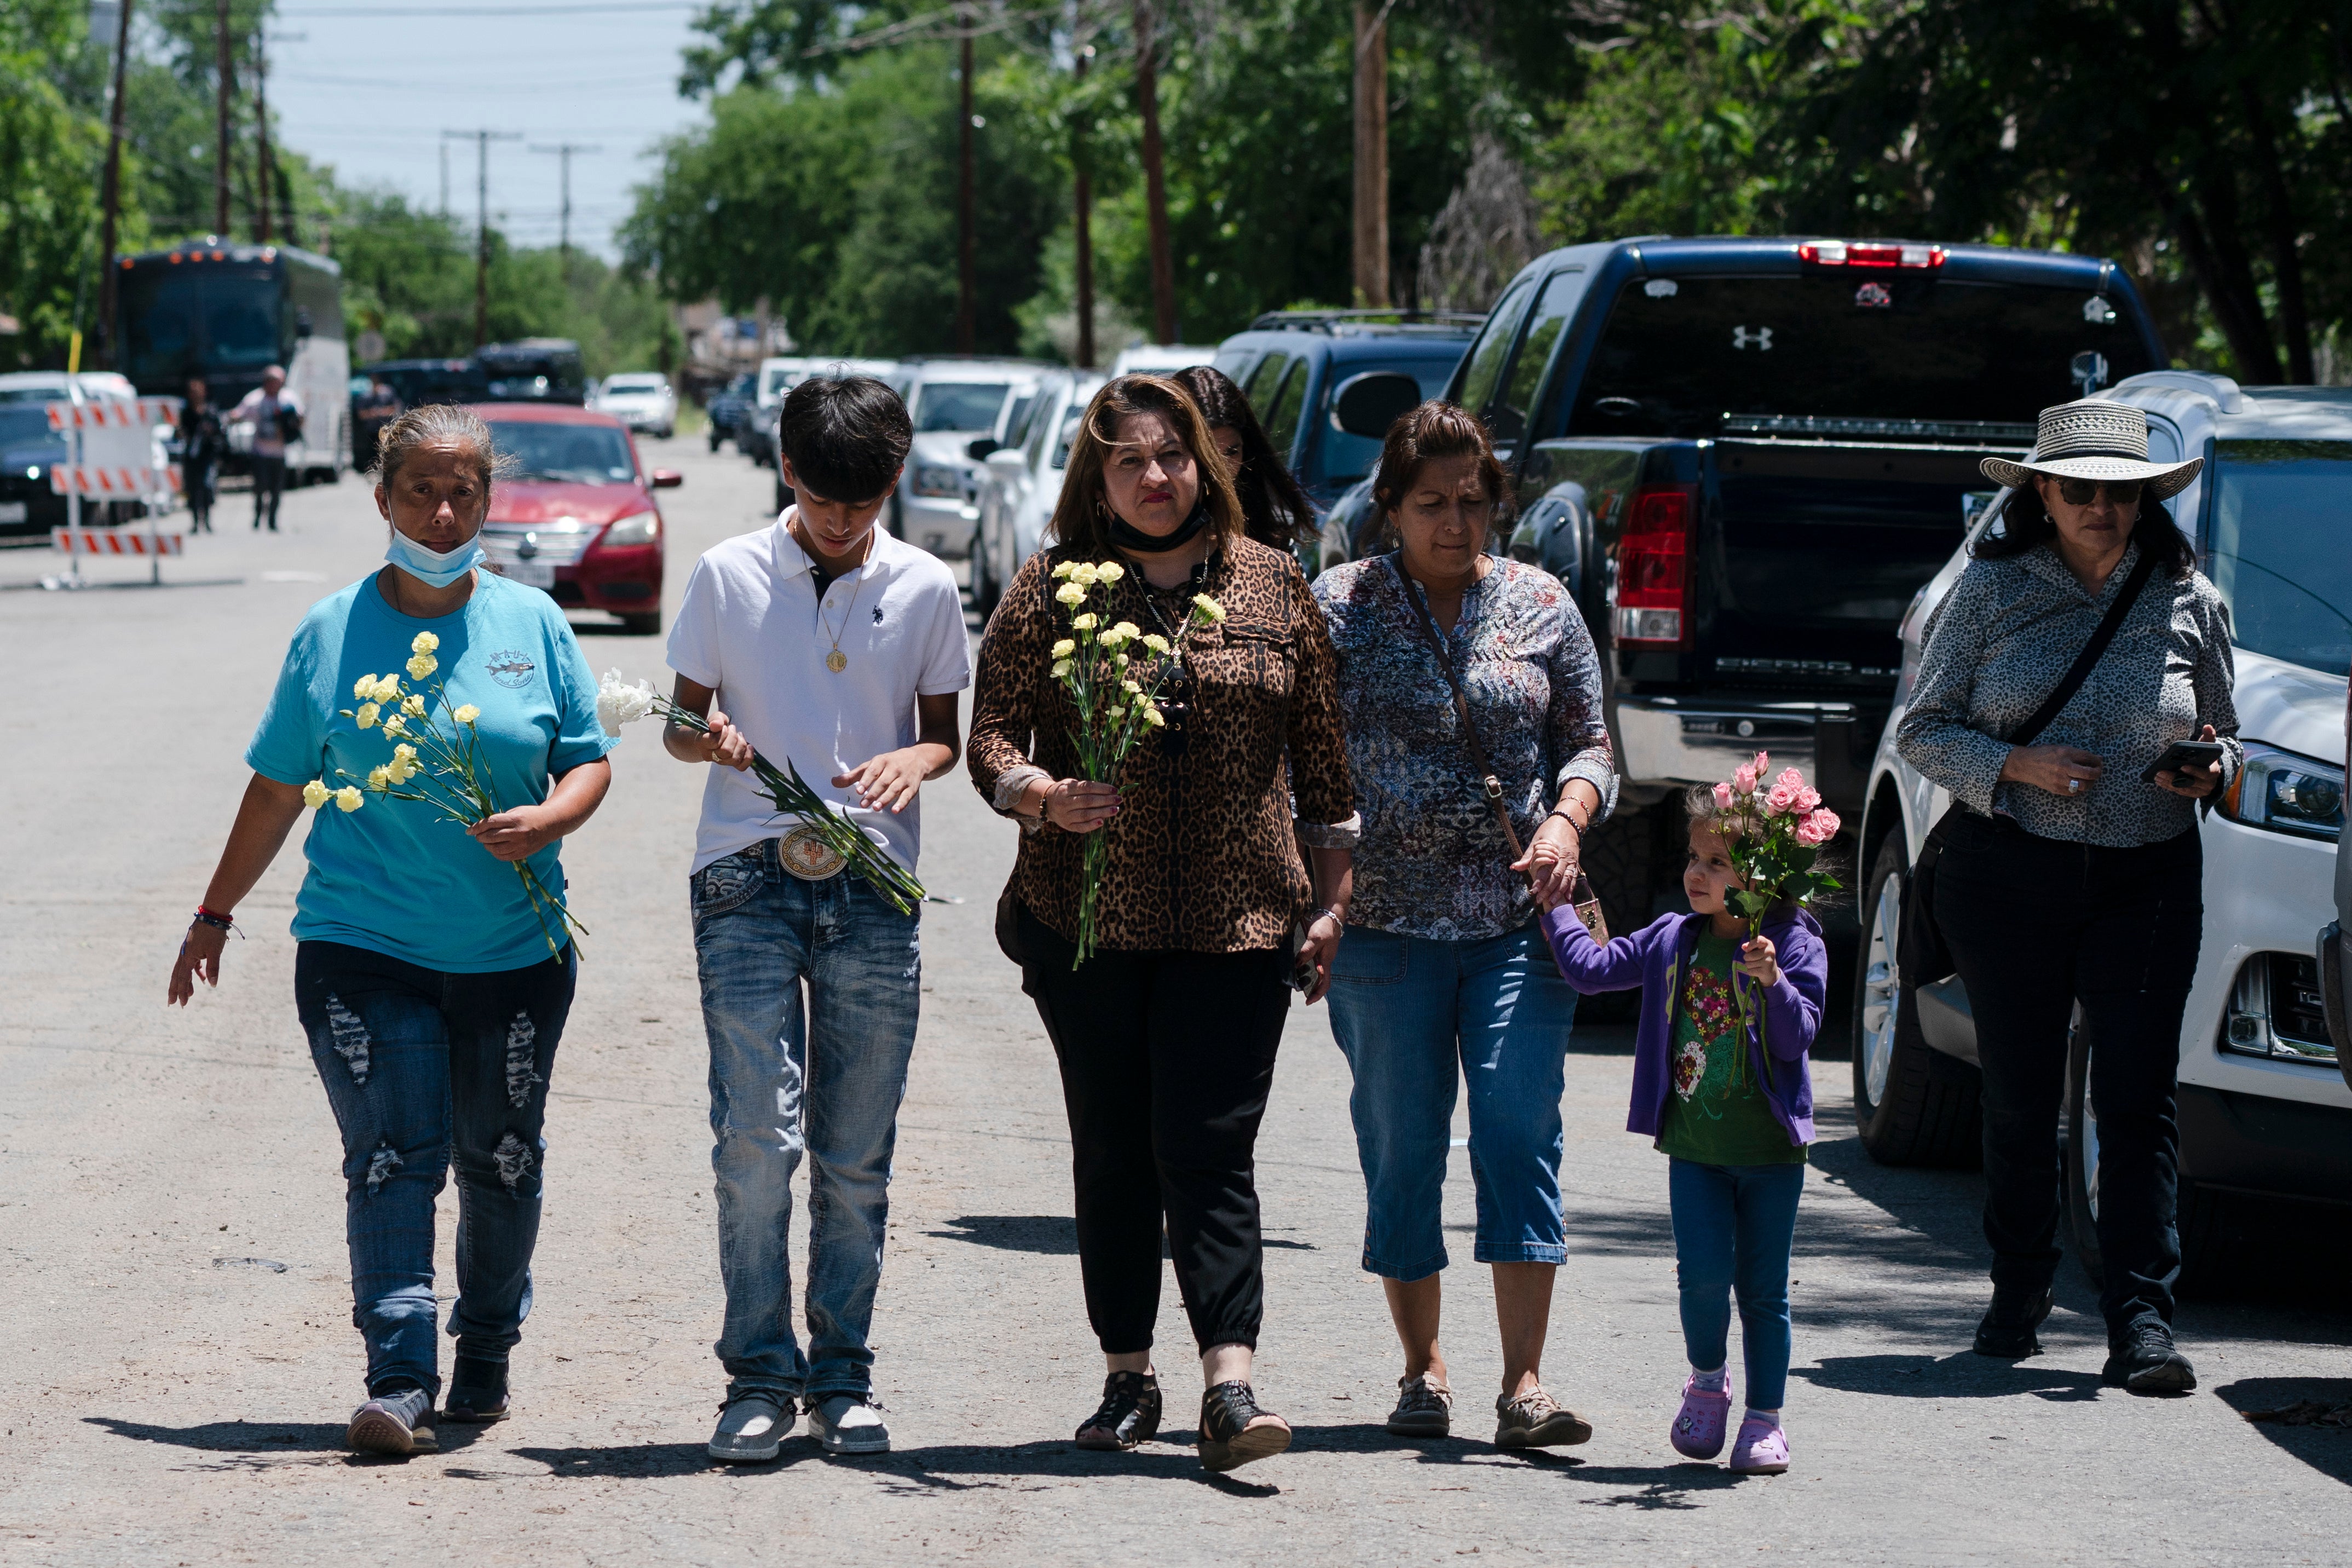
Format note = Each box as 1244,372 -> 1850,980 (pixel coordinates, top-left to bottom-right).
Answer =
1327,921 -> 1578,1278
1668,1157 -> 1806,1411
295,939 -> 574,1399
693,839 -> 921,1402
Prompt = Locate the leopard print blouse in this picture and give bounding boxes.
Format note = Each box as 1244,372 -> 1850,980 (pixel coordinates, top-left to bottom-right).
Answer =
967,536 -> 1358,954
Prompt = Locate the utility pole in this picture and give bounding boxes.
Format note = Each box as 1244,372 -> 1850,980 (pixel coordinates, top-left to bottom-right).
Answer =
96,0 -> 135,367
1132,1 -> 1175,344
446,129 -> 520,348
1351,2 -> 1390,308
1071,38 -> 1095,368
440,142 -> 449,216
255,31 -> 305,246
530,142 -> 601,284
955,4 -> 977,354
215,0 -> 233,235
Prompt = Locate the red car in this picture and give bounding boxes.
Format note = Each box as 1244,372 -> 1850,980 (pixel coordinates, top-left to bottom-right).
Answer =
475,402 -> 679,635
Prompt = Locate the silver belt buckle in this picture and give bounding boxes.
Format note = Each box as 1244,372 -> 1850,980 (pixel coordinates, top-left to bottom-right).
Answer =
778,823 -> 846,882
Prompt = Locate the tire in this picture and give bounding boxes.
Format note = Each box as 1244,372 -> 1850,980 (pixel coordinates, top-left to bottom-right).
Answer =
969,521 -> 1001,616
1852,836 -> 1983,1166
2065,1021 -> 2236,1298
708,434 -> 722,453
1575,803 -> 1659,1025
620,610 -> 663,636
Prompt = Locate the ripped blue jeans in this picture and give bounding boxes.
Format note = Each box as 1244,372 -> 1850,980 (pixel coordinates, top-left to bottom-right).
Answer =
296,939 -> 574,1399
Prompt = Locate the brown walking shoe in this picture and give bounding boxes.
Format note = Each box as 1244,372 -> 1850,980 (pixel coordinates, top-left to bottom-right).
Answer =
1494,1386 -> 1592,1449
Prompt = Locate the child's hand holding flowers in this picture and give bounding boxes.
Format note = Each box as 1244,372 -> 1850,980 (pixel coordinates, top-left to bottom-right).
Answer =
1737,933 -> 1783,988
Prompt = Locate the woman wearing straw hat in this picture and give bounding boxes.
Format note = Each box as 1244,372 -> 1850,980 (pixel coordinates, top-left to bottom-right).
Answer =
1896,399 -> 2238,1396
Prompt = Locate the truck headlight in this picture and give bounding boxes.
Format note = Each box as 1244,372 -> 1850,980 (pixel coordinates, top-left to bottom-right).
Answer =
913,462 -> 965,498
599,511 -> 660,548
2217,742 -> 2343,841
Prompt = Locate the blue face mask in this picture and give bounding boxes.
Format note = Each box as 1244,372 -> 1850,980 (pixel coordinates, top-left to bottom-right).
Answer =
384,527 -> 485,590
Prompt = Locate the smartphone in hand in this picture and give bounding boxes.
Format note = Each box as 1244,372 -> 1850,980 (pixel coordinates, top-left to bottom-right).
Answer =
2140,739 -> 2224,785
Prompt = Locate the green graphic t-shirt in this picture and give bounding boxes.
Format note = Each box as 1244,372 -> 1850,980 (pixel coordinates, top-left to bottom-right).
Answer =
1657,929 -> 1807,1166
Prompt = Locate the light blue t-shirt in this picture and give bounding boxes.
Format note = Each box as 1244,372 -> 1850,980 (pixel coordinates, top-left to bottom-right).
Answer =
246,571 -> 615,972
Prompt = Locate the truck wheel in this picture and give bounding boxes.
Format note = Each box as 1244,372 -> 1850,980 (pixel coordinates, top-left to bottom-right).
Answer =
620,610 -> 663,637
1853,837 -> 1982,1166
969,522 -> 1000,616
2065,1021 -> 2235,1298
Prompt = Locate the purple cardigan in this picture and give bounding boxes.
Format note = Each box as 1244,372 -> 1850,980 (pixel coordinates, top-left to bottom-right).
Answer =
1540,905 -> 1823,1148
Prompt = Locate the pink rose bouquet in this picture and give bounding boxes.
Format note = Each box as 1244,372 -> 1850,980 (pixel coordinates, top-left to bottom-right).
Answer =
1711,752 -> 1843,931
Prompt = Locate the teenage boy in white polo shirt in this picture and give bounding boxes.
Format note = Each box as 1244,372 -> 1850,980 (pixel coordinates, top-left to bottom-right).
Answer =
663,375 -> 971,1461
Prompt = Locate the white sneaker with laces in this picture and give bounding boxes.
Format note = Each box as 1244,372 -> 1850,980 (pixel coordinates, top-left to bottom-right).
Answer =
807,1394 -> 890,1455
708,1392 -> 793,1463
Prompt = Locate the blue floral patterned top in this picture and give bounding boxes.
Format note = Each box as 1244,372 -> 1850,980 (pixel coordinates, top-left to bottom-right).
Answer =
1312,553 -> 1617,941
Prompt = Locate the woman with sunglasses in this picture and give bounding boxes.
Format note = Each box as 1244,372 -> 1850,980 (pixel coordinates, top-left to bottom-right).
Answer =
967,373 -> 1356,1474
1896,399 -> 2238,1396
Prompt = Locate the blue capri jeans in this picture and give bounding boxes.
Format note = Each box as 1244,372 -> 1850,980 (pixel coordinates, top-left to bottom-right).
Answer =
1327,922 -> 1578,1278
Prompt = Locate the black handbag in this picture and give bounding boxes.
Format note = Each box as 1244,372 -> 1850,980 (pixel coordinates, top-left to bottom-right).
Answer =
1895,545 -> 2158,987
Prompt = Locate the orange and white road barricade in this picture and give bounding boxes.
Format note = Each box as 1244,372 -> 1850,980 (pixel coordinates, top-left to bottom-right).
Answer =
50,527 -> 185,557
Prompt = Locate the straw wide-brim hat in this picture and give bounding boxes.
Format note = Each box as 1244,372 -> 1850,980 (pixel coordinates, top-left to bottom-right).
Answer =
1980,399 -> 2203,500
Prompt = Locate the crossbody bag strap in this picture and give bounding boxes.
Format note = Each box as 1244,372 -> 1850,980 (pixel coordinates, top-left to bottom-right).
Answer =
2005,545 -> 2159,747
1392,558 -> 1525,862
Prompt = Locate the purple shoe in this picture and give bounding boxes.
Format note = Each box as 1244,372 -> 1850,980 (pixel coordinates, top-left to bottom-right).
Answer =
1729,1415 -> 1789,1474
1669,1375 -> 1731,1460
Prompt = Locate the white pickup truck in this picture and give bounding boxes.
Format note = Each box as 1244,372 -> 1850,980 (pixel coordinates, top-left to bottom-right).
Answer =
1852,370 -> 2351,1285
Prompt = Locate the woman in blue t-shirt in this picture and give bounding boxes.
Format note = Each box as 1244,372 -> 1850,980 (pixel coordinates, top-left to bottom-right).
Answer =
166,404 -> 615,1457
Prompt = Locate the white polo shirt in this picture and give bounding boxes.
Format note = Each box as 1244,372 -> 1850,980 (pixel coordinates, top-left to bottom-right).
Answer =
667,511 -> 972,875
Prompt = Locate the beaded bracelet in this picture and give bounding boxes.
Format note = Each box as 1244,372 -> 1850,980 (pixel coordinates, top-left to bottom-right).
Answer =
192,907 -> 234,932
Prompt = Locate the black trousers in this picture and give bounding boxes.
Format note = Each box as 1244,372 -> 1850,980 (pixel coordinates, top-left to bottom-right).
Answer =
1019,906 -> 1293,1356
251,453 -> 285,530
1933,815 -> 2202,1334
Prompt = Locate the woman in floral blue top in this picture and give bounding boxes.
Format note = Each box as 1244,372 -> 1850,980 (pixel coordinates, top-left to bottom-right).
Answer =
1311,402 -> 1616,1451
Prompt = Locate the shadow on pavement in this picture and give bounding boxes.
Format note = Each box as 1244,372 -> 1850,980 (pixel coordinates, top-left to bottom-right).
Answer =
925,1214 -> 1314,1254
2212,1379 -> 2352,1486
506,1438 -> 1280,1495
1795,1351 -> 2103,1403
86,1414 -> 491,1468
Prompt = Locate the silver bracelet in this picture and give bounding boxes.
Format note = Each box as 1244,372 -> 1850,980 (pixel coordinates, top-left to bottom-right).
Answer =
1310,904 -> 1346,930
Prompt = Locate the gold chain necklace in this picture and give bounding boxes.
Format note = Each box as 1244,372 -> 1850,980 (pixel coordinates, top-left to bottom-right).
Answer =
805,525 -> 878,673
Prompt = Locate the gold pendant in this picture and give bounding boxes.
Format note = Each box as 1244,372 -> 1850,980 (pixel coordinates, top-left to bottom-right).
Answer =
826,649 -> 848,673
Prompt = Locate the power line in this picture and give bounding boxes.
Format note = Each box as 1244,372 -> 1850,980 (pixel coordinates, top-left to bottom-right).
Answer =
444,129 -> 521,347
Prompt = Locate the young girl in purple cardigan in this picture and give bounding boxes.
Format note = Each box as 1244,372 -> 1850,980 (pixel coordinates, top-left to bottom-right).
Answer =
1538,788 -> 1824,1475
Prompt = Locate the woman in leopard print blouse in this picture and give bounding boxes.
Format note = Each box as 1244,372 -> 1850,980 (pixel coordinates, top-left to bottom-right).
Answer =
967,373 -> 1357,1474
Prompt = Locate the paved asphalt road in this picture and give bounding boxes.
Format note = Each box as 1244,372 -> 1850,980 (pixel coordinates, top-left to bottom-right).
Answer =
3,440 -> 2348,1566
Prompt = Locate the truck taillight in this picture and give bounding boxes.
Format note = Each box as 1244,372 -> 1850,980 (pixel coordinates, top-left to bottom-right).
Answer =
1614,485 -> 1694,650
1797,240 -> 1945,269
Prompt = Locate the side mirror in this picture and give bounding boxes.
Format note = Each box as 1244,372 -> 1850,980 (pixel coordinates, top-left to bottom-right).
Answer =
1331,371 -> 1422,439
966,436 -> 1000,461
985,447 -> 1028,476
650,469 -> 683,489
295,309 -> 314,342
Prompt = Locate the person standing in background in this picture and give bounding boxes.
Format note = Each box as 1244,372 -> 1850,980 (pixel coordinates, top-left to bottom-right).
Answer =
233,365 -> 299,532
178,378 -> 223,533
1171,365 -> 1316,557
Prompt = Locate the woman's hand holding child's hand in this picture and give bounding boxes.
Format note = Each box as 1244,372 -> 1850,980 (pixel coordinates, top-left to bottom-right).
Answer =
1737,934 -> 1782,989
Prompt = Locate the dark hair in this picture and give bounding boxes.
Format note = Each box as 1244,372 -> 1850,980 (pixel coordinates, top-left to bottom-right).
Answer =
1974,478 -> 2196,580
1172,365 -> 1315,552
777,375 -> 912,502
374,403 -> 511,494
1047,373 -> 1244,556
1372,401 -> 1513,530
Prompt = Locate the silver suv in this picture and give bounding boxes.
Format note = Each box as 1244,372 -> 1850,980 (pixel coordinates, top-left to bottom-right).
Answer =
1852,371 -> 2351,1284
889,359 -> 1045,558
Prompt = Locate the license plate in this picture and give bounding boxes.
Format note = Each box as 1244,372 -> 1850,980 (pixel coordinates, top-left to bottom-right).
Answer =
0,503 -> 24,523
494,558 -> 555,589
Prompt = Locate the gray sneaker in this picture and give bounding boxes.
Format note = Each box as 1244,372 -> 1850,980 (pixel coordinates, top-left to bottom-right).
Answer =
708,1392 -> 794,1464
348,1386 -> 437,1456
807,1394 -> 890,1455
1387,1374 -> 1452,1438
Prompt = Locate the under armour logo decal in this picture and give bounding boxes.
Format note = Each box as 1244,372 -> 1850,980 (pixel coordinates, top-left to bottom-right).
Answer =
1732,325 -> 1773,350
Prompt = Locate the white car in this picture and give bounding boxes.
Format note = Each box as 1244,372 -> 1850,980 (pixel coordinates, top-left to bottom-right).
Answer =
751,357 -> 897,510
1852,370 -> 2351,1285
970,370 -> 1105,615
1108,343 -> 1218,377
889,358 -> 1044,558
592,373 -> 678,440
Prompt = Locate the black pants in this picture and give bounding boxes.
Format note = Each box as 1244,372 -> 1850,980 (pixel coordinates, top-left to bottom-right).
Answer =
252,453 -> 285,530
186,462 -> 214,531
1019,905 -> 1293,1356
1933,815 -> 2201,1334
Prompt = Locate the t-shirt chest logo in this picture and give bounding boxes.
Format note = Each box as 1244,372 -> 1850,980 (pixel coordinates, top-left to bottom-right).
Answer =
483,649 -> 535,689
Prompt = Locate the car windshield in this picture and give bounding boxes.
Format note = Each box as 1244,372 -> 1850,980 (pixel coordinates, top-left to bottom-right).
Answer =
0,407 -> 57,446
1567,275 -> 2157,439
913,381 -> 1010,433
605,377 -> 664,394
120,267 -> 284,379
488,421 -> 636,485
2207,440 -> 2352,676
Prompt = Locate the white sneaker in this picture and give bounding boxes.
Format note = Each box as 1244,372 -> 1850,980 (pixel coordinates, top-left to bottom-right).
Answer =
708,1392 -> 793,1463
806,1394 -> 890,1455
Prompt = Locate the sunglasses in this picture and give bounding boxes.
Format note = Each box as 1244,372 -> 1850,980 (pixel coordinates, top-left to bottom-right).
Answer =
2054,477 -> 2144,506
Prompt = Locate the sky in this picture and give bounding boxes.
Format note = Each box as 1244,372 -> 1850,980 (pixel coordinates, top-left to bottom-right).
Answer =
260,0 -> 716,260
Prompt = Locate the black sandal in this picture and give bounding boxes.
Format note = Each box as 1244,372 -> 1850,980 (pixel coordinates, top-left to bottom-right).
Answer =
1199,1380 -> 1290,1473
1075,1370 -> 1162,1450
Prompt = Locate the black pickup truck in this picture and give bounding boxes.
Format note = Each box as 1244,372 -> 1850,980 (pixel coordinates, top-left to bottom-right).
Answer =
1328,235 -> 2165,937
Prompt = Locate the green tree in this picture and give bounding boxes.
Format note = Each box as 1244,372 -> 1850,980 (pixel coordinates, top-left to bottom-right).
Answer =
0,1 -> 116,366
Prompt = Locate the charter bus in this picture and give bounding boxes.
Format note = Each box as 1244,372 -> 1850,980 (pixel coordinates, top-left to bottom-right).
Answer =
116,238 -> 350,485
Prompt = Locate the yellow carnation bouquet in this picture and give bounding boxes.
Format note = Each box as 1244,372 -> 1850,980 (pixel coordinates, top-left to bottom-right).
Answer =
1048,558 -> 1222,965
298,630 -> 585,956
